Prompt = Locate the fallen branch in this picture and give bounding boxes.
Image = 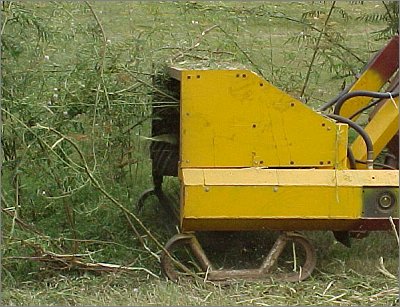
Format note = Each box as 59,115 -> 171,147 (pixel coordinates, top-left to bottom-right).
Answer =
388,216 -> 399,246
377,257 -> 396,280
5,250 -> 158,278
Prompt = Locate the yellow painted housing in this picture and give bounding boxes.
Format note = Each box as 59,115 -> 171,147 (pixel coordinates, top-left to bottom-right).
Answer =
351,96 -> 399,167
167,67 -> 399,232
173,68 -> 349,169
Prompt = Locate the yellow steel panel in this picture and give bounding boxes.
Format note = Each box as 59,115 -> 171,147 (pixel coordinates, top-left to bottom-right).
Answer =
179,69 -> 348,168
181,168 -> 399,187
180,168 -> 399,231
182,185 -> 361,219
351,96 -> 399,167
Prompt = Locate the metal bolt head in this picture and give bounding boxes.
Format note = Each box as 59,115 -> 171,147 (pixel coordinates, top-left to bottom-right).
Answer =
378,193 -> 393,209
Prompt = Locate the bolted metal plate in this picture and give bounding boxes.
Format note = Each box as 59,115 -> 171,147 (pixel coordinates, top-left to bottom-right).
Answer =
362,187 -> 398,217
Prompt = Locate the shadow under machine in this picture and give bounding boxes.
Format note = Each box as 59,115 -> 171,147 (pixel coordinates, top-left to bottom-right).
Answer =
138,35 -> 399,282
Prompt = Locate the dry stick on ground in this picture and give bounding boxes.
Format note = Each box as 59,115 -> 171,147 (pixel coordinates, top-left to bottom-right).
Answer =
5,250 -> 159,278
376,257 -> 396,279
388,216 -> 399,246
374,216 -> 400,279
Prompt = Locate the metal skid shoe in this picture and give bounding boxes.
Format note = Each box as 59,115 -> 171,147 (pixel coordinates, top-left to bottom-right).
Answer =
160,232 -> 317,282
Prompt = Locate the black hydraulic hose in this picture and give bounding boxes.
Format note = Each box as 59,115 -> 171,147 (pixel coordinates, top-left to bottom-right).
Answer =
317,84 -> 352,111
349,81 -> 399,119
347,147 -> 357,169
326,114 -> 374,169
333,90 -> 399,115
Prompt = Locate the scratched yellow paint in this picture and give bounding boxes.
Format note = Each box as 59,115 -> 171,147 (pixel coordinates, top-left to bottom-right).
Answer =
351,96 -> 399,167
178,69 -> 348,168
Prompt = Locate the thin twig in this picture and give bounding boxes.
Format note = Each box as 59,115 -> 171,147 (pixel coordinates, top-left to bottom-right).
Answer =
269,13 -> 365,64
381,1 -> 393,21
122,115 -> 152,134
300,1 -> 336,98
84,1 -> 106,43
122,68 -> 179,102
2,197 -> 65,253
85,1 -> 111,108
171,24 -> 219,61
1,2 -> 12,35
2,198 -> 42,237
217,25 -> 266,79
123,211 -> 146,250
2,108 -> 84,172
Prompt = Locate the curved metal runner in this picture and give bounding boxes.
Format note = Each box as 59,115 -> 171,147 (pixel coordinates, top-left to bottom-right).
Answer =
161,231 -> 317,282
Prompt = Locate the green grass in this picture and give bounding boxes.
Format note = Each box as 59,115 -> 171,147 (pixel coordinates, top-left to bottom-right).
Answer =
3,232 -> 399,306
1,1 -> 398,306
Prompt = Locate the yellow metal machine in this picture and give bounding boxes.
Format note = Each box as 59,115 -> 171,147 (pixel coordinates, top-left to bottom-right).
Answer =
140,35 -> 399,282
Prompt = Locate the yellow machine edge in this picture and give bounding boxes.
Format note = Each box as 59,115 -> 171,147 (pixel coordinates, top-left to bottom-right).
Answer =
180,168 -> 399,231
